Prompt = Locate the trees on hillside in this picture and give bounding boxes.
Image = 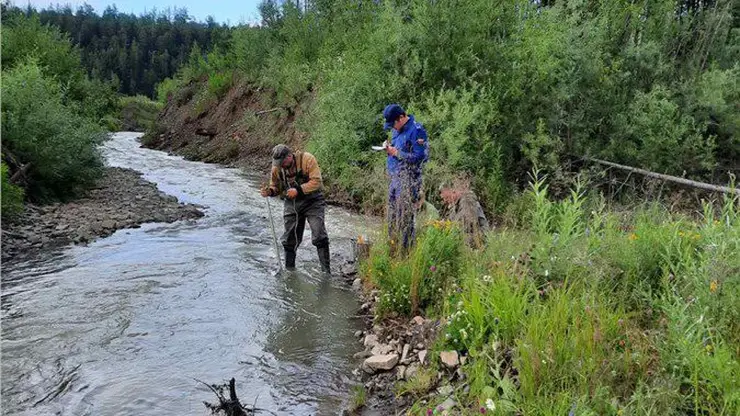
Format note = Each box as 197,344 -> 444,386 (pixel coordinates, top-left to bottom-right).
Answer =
1,2 -> 228,97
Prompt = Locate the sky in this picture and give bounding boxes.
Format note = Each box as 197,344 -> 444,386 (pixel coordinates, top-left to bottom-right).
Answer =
17,0 -> 262,25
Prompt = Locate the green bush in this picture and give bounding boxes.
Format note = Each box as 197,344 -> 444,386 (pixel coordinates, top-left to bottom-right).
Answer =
158,0 -> 738,215
1,14 -> 83,87
155,77 -> 182,104
100,115 -> 123,132
1,162 -> 25,218
364,239 -> 412,316
119,95 -> 163,132
2,59 -> 104,200
206,71 -> 233,99
609,86 -> 716,175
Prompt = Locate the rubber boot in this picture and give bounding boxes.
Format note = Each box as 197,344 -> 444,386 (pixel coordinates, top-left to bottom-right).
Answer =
317,246 -> 330,273
285,250 -> 296,269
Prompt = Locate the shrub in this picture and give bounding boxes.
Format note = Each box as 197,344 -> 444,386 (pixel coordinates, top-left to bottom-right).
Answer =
609,86 -> 716,175
155,77 -> 182,104
207,71 -> 233,99
1,162 -> 25,218
2,59 -> 104,201
119,95 -> 163,132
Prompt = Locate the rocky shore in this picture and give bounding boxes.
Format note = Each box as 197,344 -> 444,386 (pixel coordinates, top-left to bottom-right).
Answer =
341,266 -> 468,416
1,167 -> 203,263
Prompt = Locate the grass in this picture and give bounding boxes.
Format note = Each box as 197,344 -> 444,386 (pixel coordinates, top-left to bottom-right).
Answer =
348,384 -> 367,413
361,171 -> 740,415
396,367 -> 437,398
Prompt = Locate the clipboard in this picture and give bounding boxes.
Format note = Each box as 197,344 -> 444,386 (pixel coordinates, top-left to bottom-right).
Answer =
371,142 -> 388,151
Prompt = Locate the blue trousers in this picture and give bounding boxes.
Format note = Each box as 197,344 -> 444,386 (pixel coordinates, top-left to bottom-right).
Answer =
388,173 -> 421,249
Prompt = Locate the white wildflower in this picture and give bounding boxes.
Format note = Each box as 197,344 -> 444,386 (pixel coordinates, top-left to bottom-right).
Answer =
486,398 -> 496,411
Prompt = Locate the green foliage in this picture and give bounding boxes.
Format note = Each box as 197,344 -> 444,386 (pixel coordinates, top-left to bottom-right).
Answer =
1,13 -> 83,86
1,4 -> 227,97
364,239 -> 412,316
207,71 -> 233,99
689,64 -> 740,163
396,367 -> 437,398
408,222 -> 464,314
363,220 -> 464,317
119,95 -> 163,132
2,59 -> 104,200
521,119 -> 563,174
230,26 -> 273,79
195,0 -> 736,214
362,172 -> 740,414
155,77 -> 182,104
1,162 -> 25,218
1,12 -> 120,122
609,86 -> 716,175
348,384 -> 366,412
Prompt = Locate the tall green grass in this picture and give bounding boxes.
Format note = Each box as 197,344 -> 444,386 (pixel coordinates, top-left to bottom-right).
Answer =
362,174 -> 739,415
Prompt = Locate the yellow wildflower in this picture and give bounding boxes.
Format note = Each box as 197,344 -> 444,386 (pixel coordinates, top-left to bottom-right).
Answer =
628,233 -> 638,241
710,280 -> 719,293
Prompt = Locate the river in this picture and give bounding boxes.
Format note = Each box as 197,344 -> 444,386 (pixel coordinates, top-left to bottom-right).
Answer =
1,132 -> 377,415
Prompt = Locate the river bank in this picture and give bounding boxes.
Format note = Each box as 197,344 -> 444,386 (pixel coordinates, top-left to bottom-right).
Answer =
1,166 -> 203,263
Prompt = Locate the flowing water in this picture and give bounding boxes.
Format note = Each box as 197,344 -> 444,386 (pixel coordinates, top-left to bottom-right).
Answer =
1,132 -> 377,415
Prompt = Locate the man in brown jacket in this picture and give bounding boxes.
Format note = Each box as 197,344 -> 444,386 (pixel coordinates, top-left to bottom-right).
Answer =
260,144 -> 330,272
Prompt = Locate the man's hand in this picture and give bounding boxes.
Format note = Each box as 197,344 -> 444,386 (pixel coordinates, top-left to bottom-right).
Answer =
286,188 -> 299,199
260,187 -> 272,197
386,146 -> 399,157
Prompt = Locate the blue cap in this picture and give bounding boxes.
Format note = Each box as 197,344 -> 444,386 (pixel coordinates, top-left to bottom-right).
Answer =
382,104 -> 405,131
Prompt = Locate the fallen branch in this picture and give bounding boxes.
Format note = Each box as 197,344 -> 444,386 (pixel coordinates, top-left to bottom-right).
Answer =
198,377 -> 276,416
582,156 -> 738,195
198,377 -> 250,416
9,162 -> 31,185
255,108 -> 282,116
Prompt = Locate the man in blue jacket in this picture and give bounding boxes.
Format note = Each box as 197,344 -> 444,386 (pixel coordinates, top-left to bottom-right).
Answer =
382,103 -> 428,251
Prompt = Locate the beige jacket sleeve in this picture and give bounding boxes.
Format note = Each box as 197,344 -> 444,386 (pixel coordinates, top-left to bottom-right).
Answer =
268,166 -> 281,196
299,152 -> 323,194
